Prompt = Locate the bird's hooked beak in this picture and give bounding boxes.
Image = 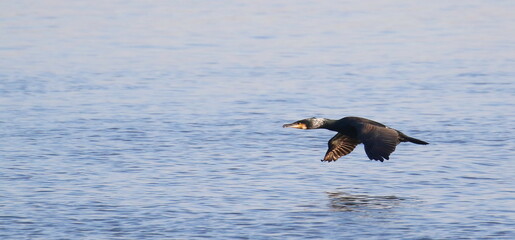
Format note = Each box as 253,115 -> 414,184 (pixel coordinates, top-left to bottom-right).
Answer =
283,122 -> 308,129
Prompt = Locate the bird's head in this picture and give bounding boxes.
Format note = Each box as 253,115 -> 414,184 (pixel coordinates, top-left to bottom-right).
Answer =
283,117 -> 327,129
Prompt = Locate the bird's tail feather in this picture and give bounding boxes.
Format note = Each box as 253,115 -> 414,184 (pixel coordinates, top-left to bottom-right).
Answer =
398,131 -> 428,145
403,135 -> 429,145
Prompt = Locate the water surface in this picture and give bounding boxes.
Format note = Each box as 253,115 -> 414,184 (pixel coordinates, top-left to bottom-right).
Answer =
1,1 -> 514,239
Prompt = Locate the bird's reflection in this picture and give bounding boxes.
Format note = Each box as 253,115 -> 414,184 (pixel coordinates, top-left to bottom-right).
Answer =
327,191 -> 403,212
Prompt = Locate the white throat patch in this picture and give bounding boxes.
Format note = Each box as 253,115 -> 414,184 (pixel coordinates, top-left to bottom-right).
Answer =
310,117 -> 327,129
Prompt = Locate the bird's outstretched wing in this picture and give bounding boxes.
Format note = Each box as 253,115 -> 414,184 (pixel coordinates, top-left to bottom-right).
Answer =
356,123 -> 399,162
323,133 -> 360,162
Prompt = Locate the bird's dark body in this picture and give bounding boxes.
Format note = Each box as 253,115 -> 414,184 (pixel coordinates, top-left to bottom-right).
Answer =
283,116 -> 428,162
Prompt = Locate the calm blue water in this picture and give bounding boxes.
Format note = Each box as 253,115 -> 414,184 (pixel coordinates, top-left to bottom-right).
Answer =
1,1 -> 515,239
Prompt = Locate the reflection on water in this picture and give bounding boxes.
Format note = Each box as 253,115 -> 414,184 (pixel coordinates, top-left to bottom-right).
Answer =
327,191 -> 403,212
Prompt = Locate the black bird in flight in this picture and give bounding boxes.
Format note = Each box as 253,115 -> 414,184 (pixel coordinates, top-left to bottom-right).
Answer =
283,116 -> 428,162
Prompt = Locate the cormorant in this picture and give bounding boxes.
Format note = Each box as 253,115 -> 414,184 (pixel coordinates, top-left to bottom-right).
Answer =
283,116 -> 428,162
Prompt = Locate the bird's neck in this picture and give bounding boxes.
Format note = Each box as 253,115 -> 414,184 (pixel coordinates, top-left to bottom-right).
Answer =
319,118 -> 339,131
